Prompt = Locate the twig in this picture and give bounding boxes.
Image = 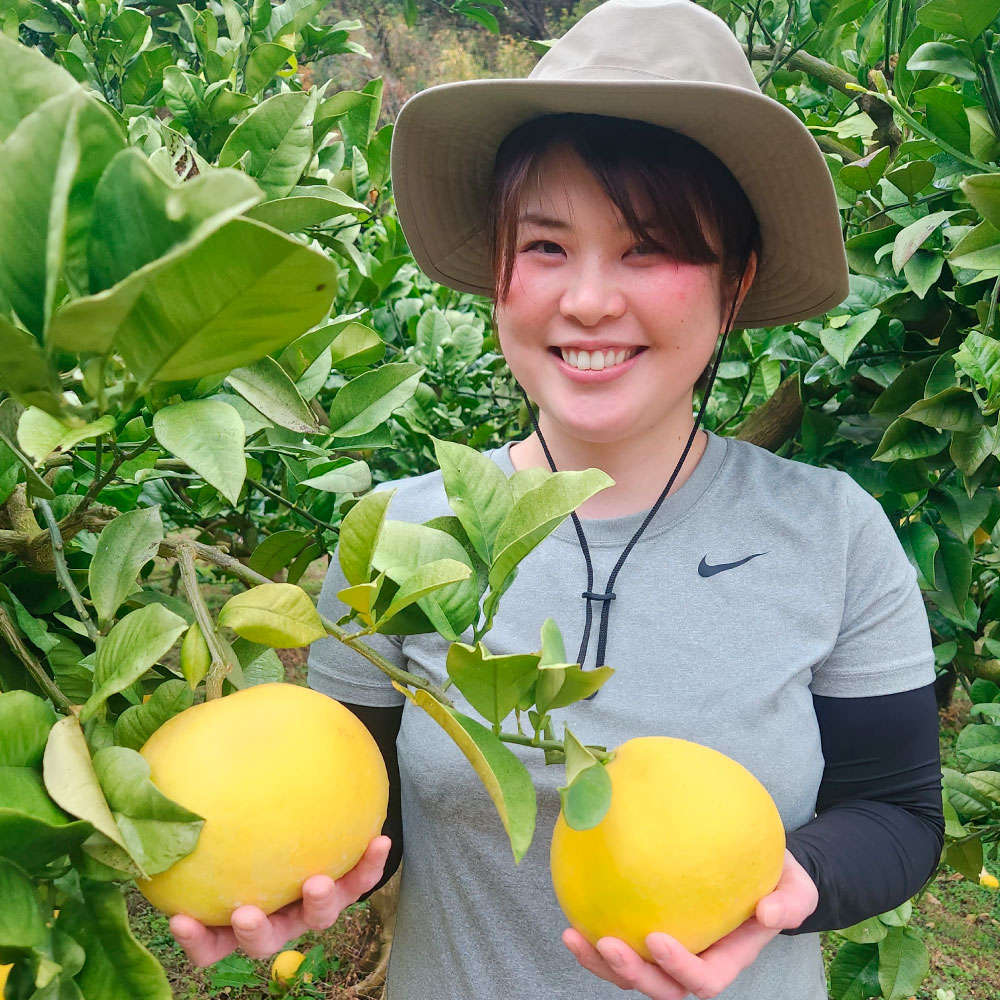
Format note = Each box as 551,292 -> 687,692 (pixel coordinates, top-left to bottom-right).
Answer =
80,436 -> 157,509
158,535 -> 272,588
176,544 -> 232,701
0,605 -> 72,709
34,498 -> 100,643
758,0 -> 796,89
245,478 -> 341,533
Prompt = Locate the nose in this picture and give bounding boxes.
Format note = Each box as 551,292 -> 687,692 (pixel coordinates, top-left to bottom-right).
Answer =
558,256 -> 626,327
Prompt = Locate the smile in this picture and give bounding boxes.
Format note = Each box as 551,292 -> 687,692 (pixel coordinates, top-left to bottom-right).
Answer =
554,346 -> 645,371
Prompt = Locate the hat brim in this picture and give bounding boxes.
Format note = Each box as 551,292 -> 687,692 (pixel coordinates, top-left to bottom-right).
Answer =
390,79 -> 849,328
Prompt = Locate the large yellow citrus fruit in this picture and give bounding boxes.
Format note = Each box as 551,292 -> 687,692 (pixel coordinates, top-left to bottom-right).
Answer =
0,963 -> 11,993
136,683 -> 388,926
550,736 -> 785,959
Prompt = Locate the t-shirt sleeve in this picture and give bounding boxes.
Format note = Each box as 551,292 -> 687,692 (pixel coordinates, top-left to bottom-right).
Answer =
307,546 -> 406,708
810,478 -> 935,698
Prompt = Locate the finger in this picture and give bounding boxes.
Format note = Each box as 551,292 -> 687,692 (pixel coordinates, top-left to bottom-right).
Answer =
594,936 -> 690,1000
329,836 -> 392,907
230,905 -> 289,960
298,874 -> 342,931
169,914 -> 239,968
758,853 -> 819,930
561,929 -> 636,991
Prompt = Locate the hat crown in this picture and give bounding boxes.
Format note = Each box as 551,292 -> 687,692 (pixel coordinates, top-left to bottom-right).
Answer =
530,0 -> 760,92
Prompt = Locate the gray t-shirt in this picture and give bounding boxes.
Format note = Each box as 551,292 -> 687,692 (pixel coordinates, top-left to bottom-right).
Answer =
307,430 -> 934,999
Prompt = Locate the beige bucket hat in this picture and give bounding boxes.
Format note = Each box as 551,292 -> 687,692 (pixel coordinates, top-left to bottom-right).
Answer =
389,0 -> 849,329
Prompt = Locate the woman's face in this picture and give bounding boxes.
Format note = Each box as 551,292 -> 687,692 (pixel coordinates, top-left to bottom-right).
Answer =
494,146 -> 752,449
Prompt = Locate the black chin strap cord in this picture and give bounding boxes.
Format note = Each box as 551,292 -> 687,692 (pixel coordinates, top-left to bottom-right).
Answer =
514,252 -> 750,671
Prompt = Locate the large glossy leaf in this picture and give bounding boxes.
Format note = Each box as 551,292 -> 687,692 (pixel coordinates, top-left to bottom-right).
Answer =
394,683 -> 535,862
434,438 -> 513,565
58,882 -> 172,999
218,91 -> 316,199
88,148 -> 262,293
917,0 -> 1000,42
328,363 -> 423,437
92,747 -> 203,875
218,583 -> 326,647
934,488 -> 992,542
445,641 -> 539,725
954,330 -> 1000,410
872,417 -> 947,462
877,927 -> 929,1000
962,173 -> 1000,232
898,521 -> 938,589
153,400 -> 246,504
79,604 -> 188,723
226,356 -> 319,433
88,506 -> 164,627
338,488 -> 393,586
298,459 -> 370,493
928,525 -> 973,619
246,184 -> 368,232
558,728 -> 612,831
828,940 -> 881,1000
0,857 -> 46,949
373,521 -> 478,640
243,42 -> 294,97
956,724 -> 1000,768
0,316 -> 60,410
488,469 -> 615,597
112,217 -> 337,385
902,387 -> 982,432
327,321 -> 385,371
891,211 -> 959,274
0,34 -> 79,142
379,560 -> 472,628
819,309 -> 880,367
17,409 -> 114,464
114,680 -> 194,752
0,690 -> 57,767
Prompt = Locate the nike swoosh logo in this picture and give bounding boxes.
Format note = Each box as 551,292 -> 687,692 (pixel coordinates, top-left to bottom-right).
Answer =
698,553 -> 767,577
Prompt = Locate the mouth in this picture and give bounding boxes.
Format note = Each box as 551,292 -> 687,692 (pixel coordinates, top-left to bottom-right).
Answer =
549,346 -> 647,372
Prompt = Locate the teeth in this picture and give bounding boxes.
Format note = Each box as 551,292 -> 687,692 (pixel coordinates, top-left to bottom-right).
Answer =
561,348 -> 637,371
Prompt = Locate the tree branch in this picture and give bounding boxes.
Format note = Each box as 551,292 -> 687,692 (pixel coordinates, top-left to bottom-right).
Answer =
176,544 -> 232,702
0,605 -> 72,708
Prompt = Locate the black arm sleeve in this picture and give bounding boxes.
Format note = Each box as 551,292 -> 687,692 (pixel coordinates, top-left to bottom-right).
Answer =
782,682 -> 944,935
340,702 -> 404,901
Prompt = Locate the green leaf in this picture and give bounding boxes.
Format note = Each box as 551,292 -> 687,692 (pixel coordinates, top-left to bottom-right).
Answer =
434,438 -> 513,564
928,525 -> 973,619
878,926 -> 929,1000
42,716 -> 140,872
328,363 -> 423,437
394,683 -> 536,862
0,784 -> 92,873
942,766 -> 994,818
297,459 -> 370,493
373,521 -> 479,640
121,44 -> 173,104
0,857 -> 46,948
249,530 -> 312,578
0,690 -> 57,766
871,356 -> 936,416
218,583 -> 326,647
819,309 -> 880,367
488,469 -> 614,598
445,641 -> 538,725
892,211 -> 959,274
956,724 -> 1000,767
903,250 -> 944,298
57,881 -> 172,999
112,218 -> 337,385
965,769 -> 1000,805
246,185 -> 368,232
226,357 -> 319,433
0,316 -> 60,410
114,680 -> 194,751
88,148 -> 263,294
92,746 -> 203,875
17,408 -> 114,464
379,559 -> 472,628
80,604 -> 188,723
558,752 -> 612,832
916,0 -> 1000,42
837,915 -> 889,944
839,146 -> 890,191
962,173 -> 1000,232
872,417 -> 947,462
903,387 -> 982,432
934,487 -> 992,541
537,664 -> 615,712
828,940 -> 881,1000
88,506 -> 164,627
232,638 -> 285,686
179,622 -> 211,689
338,488 -> 393,586
906,41 -> 977,79
153,400 -> 246,505
243,42 -> 294,98
944,835 -> 984,880
885,159 -> 937,197
0,33 -> 79,142
327,321 -> 385,370
218,91 -> 316,200
971,678 -> 1000,704
954,331 -> 1000,408
950,423 -> 997,476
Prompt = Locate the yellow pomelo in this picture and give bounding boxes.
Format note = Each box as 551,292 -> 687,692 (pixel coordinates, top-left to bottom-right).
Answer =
0,964 -> 11,992
270,949 -> 306,982
136,683 -> 388,926
550,736 -> 785,959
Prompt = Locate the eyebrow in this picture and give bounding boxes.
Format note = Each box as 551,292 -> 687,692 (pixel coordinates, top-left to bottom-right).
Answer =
517,211 -> 657,232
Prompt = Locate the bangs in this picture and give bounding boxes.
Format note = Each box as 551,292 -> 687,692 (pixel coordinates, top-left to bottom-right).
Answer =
487,114 -> 761,306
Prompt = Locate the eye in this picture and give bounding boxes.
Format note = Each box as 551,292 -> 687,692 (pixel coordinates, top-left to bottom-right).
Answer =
628,241 -> 662,257
524,240 -> 564,255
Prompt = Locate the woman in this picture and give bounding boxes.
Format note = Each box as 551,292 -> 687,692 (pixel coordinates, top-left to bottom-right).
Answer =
172,2 -> 944,997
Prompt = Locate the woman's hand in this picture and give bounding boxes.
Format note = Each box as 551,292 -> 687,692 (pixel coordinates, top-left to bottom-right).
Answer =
169,835 -> 392,966
563,849 -> 819,999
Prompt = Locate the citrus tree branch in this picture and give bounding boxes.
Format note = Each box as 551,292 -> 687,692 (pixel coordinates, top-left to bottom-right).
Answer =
0,605 -> 72,708
175,543 -> 233,701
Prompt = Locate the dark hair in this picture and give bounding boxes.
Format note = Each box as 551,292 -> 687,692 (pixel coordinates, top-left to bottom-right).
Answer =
486,114 -> 761,322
